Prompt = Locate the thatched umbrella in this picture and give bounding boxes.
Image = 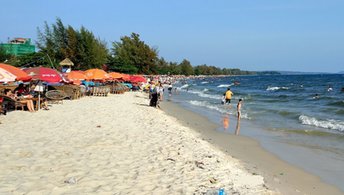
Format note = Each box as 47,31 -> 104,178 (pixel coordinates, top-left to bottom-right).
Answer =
59,58 -> 74,73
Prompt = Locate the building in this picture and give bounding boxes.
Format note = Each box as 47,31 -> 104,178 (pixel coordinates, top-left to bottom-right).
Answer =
0,38 -> 35,56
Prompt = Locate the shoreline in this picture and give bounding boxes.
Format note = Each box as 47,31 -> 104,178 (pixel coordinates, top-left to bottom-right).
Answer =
160,99 -> 343,195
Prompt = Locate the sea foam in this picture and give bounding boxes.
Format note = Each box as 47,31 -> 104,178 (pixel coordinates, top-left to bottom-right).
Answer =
186,90 -> 221,100
299,115 -> 344,132
217,84 -> 233,88
188,100 -> 250,119
266,86 -> 289,91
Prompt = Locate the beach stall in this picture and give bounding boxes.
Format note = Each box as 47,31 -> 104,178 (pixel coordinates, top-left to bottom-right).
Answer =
59,58 -> 74,73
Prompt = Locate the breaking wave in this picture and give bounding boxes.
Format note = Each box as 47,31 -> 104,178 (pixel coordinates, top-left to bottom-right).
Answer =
186,90 -> 220,100
217,84 -> 233,88
188,100 -> 250,119
179,84 -> 189,89
299,115 -> 344,132
266,86 -> 289,91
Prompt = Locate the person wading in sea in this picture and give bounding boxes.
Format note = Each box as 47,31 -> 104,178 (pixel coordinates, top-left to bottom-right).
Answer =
224,87 -> 234,108
235,99 -> 243,135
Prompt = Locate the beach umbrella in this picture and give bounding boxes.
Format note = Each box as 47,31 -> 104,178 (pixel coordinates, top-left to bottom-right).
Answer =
66,71 -> 87,84
0,63 -> 32,81
121,74 -> 131,81
109,72 -> 123,80
84,69 -> 110,80
129,75 -> 147,83
0,68 -> 16,82
24,67 -> 62,83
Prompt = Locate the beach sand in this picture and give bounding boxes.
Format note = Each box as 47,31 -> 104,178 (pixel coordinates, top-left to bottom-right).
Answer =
0,92 -> 275,194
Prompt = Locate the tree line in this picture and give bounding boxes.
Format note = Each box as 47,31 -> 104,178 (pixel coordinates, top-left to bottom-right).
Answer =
0,18 -> 257,76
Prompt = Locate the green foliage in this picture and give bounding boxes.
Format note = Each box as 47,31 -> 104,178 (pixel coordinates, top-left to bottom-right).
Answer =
15,52 -> 51,67
179,59 -> 194,76
0,47 -> 12,63
36,18 -> 108,70
155,57 -> 170,75
32,18 -> 254,75
109,33 -> 158,74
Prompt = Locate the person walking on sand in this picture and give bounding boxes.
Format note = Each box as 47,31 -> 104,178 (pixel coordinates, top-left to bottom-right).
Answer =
224,87 -> 234,106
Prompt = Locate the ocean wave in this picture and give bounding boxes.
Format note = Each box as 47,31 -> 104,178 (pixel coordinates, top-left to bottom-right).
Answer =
328,100 -> 344,107
186,90 -> 221,100
201,81 -> 209,84
299,115 -> 344,132
189,100 -> 227,114
179,84 -> 189,89
217,84 -> 233,88
266,86 -> 289,91
188,100 -> 250,119
203,88 -> 209,92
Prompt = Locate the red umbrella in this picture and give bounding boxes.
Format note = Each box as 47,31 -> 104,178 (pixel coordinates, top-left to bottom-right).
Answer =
129,75 -> 147,83
24,67 -> 62,83
0,63 -> 32,81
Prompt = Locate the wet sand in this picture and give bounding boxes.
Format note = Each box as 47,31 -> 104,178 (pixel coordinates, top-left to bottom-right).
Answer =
160,100 -> 343,195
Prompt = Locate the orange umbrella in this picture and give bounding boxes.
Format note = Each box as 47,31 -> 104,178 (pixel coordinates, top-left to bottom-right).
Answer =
67,71 -> 87,81
121,74 -> 131,81
66,71 -> 87,85
0,63 -> 31,81
109,72 -> 123,79
84,69 -> 110,80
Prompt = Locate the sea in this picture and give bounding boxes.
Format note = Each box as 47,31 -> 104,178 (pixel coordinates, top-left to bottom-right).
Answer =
167,74 -> 344,191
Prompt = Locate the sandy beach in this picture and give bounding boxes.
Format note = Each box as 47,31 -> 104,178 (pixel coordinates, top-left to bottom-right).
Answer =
0,92 -> 275,194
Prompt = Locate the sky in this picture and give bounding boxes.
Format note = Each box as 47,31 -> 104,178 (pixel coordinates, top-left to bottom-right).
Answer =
1,0 -> 343,73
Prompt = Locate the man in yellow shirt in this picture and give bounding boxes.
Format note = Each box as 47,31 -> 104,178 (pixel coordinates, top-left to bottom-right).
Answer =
224,87 -> 233,104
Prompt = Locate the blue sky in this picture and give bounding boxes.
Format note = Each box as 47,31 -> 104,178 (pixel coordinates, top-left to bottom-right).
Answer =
1,0 -> 343,72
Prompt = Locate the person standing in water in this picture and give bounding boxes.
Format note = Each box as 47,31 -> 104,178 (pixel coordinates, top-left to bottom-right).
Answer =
224,87 -> 234,106
237,99 -> 243,119
235,99 -> 243,135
